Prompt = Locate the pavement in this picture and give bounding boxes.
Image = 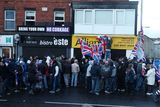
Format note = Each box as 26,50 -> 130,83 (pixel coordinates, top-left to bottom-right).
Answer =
0,87 -> 159,107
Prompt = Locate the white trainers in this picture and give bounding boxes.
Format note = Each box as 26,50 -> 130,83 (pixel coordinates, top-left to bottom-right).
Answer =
105,90 -> 111,94
95,92 -> 99,95
146,93 -> 153,96
49,90 -> 55,94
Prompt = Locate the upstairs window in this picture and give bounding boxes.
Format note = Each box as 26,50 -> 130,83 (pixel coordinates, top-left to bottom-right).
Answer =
85,10 -> 92,24
54,11 -> 65,26
125,10 -> 135,25
25,10 -> 36,26
116,10 -> 125,25
95,10 -> 113,24
75,10 -> 83,24
4,10 -> 16,31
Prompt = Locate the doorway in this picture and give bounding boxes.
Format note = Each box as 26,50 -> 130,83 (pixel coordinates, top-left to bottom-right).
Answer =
2,47 -> 11,58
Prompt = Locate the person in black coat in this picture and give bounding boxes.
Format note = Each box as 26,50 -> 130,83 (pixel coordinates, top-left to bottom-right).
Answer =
90,61 -> 101,95
28,60 -> 36,94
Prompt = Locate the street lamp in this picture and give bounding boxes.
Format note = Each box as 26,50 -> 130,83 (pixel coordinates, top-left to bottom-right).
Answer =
14,34 -> 20,60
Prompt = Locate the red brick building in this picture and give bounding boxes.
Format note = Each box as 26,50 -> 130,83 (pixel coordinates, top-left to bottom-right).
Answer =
0,0 -> 72,58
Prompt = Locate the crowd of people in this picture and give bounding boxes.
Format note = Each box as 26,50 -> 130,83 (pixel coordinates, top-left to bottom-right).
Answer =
0,55 -> 160,98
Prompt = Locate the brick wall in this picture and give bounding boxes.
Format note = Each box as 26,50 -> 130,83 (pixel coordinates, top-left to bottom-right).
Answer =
72,0 -> 129,2
0,0 -> 71,32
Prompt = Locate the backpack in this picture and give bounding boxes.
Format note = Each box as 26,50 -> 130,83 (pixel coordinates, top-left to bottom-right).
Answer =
101,65 -> 112,77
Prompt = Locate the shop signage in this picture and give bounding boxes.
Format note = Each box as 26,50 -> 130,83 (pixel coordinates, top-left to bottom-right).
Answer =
72,35 -> 137,50
46,27 -> 70,33
18,26 -> 45,32
0,35 -> 13,46
17,26 -> 70,33
72,35 -> 99,48
23,36 -> 71,47
111,36 -> 137,50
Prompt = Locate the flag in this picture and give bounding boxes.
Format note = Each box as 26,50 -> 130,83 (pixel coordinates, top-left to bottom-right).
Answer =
79,38 -> 93,57
153,59 -> 160,82
92,52 -> 101,63
98,43 -> 103,56
140,27 -> 144,44
97,35 -> 107,54
131,27 -> 145,61
156,70 -> 160,82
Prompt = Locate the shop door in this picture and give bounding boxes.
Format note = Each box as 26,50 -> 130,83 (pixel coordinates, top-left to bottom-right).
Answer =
2,47 -> 11,58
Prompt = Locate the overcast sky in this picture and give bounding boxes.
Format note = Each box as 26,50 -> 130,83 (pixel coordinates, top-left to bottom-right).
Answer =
130,0 -> 160,38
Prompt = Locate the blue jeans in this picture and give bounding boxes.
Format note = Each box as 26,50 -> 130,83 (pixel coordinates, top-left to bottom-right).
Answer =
105,78 -> 111,92
52,75 -> 59,91
71,72 -> 78,87
110,77 -> 117,92
135,75 -> 144,91
63,74 -> 70,86
42,75 -> 48,89
87,76 -> 92,91
91,77 -> 100,93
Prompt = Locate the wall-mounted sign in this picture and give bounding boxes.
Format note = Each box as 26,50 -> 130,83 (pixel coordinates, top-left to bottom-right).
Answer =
72,34 -> 137,50
72,35 -> 99,48
42,7 -> 48,12
17,26 -> 70,33
23,36 -> 71,47
0,35 -> 13,46
111,36 -> 137,50
46,27 -> 70,33
18,26 -> 45,32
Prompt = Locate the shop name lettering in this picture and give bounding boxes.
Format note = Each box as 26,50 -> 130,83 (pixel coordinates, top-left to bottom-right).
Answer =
39,38 -> 68,46
18,27 -> 45,32
75,38 -> 100,46
46,27 -> 69,33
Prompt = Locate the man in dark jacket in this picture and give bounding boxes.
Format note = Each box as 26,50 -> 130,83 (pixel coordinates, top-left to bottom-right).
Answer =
90,61 -> 101,95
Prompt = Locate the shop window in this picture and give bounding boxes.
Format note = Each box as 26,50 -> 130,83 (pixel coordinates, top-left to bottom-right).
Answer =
25,10 -> 36,26
54,11 -> 65,26
95,10 -> 113,24
4,10 -> 16,31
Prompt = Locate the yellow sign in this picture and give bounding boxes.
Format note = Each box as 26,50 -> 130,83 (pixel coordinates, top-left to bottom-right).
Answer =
72,35 -> 137,50
111,36 -> 137,50
72,35 -> 99,48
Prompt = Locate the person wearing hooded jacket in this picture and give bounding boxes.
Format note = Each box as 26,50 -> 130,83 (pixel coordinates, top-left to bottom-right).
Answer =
86,60 -> 94,92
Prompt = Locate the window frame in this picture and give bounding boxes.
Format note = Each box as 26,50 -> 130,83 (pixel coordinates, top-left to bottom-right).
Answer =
4,10 -> 16,31
54,10 -> 65,25
25,10 -> 36,26
125,9 -> 135,25
115,9 -> 125,25
84,9 -> 92,25
75,9 -> 84,24
94,9 -> 113,25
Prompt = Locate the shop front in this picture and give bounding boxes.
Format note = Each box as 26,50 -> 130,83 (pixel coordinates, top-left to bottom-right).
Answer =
72,34 -> 137,60
21,36 -> 71,58
18,26 -> 71,58
0,35 -> 14,58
